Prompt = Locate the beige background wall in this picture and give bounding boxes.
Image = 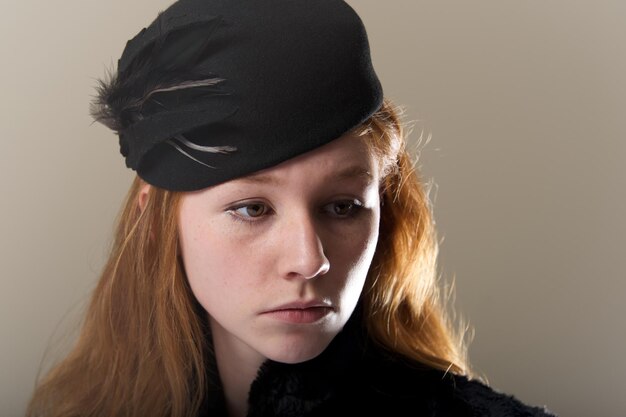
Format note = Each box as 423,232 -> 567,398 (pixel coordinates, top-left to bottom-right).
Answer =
1,1 -> 624,416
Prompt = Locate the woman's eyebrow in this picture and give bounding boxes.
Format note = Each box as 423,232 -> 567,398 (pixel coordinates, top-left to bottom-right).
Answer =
333,165 -> 374,184
237,165 -> 374,186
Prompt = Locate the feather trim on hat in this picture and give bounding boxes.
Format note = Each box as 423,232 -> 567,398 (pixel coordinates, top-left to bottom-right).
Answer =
89,13 -> 237,169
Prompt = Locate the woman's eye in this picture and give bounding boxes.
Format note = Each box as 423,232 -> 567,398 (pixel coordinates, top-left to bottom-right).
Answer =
231,203 -> 269,220
324,200 -> 362,217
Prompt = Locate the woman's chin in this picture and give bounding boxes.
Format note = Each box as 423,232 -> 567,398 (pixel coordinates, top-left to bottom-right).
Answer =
261,333 -> 336,364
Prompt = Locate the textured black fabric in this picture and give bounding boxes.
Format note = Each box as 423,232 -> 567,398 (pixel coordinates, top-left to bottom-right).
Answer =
93,0 -> 383,191
200,311 -> 556,417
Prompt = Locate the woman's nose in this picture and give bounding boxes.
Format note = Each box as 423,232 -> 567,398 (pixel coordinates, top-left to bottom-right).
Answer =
278,212 -> 330,280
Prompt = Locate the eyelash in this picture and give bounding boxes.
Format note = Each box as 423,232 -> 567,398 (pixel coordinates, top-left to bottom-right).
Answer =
226,200 -> 364,224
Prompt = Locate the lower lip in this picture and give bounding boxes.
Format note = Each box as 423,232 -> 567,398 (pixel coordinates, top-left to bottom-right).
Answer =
263,307 -> 333,324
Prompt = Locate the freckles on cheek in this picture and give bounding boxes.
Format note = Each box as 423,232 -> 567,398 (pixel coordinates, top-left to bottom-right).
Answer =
198,225 -> 259,288
343,217 -> 379,255
342,225 -> 380,282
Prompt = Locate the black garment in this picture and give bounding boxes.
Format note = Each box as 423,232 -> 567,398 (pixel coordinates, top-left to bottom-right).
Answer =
201,314 -> 555,417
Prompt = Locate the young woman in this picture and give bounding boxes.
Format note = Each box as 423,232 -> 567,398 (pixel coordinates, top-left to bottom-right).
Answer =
28,1 -> 554,416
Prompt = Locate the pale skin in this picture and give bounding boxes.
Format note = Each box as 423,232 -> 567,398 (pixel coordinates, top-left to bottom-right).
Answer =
139,132 -> 382,417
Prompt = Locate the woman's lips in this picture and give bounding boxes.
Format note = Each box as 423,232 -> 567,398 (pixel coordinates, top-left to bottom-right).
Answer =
261,300 -> 333,324
262,306 -> 333,324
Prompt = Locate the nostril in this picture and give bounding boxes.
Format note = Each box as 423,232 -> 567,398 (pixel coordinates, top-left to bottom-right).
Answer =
288,250 -> 329,280
305,256 -> 330,280
280,243 -> 330,280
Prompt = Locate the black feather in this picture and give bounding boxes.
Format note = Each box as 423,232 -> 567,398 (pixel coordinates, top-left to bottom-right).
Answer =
90,15 -> 224,134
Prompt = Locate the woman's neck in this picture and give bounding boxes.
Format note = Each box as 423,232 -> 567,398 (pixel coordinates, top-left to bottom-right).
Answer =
211,321 -> 266,417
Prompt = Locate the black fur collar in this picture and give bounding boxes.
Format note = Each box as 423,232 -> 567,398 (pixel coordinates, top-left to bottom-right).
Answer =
202,312 -> 555,417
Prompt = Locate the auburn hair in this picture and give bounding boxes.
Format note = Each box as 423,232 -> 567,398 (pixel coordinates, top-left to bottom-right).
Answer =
27,98 -> 468,417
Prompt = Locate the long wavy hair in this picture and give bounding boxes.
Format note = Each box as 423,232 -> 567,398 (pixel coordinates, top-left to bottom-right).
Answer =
27,98 -> 468,417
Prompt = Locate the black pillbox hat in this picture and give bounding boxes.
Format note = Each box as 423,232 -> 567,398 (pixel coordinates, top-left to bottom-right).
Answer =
91,0 -> 383,191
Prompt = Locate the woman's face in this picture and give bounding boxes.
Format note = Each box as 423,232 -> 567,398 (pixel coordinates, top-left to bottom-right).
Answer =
178,132 -> 381,365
